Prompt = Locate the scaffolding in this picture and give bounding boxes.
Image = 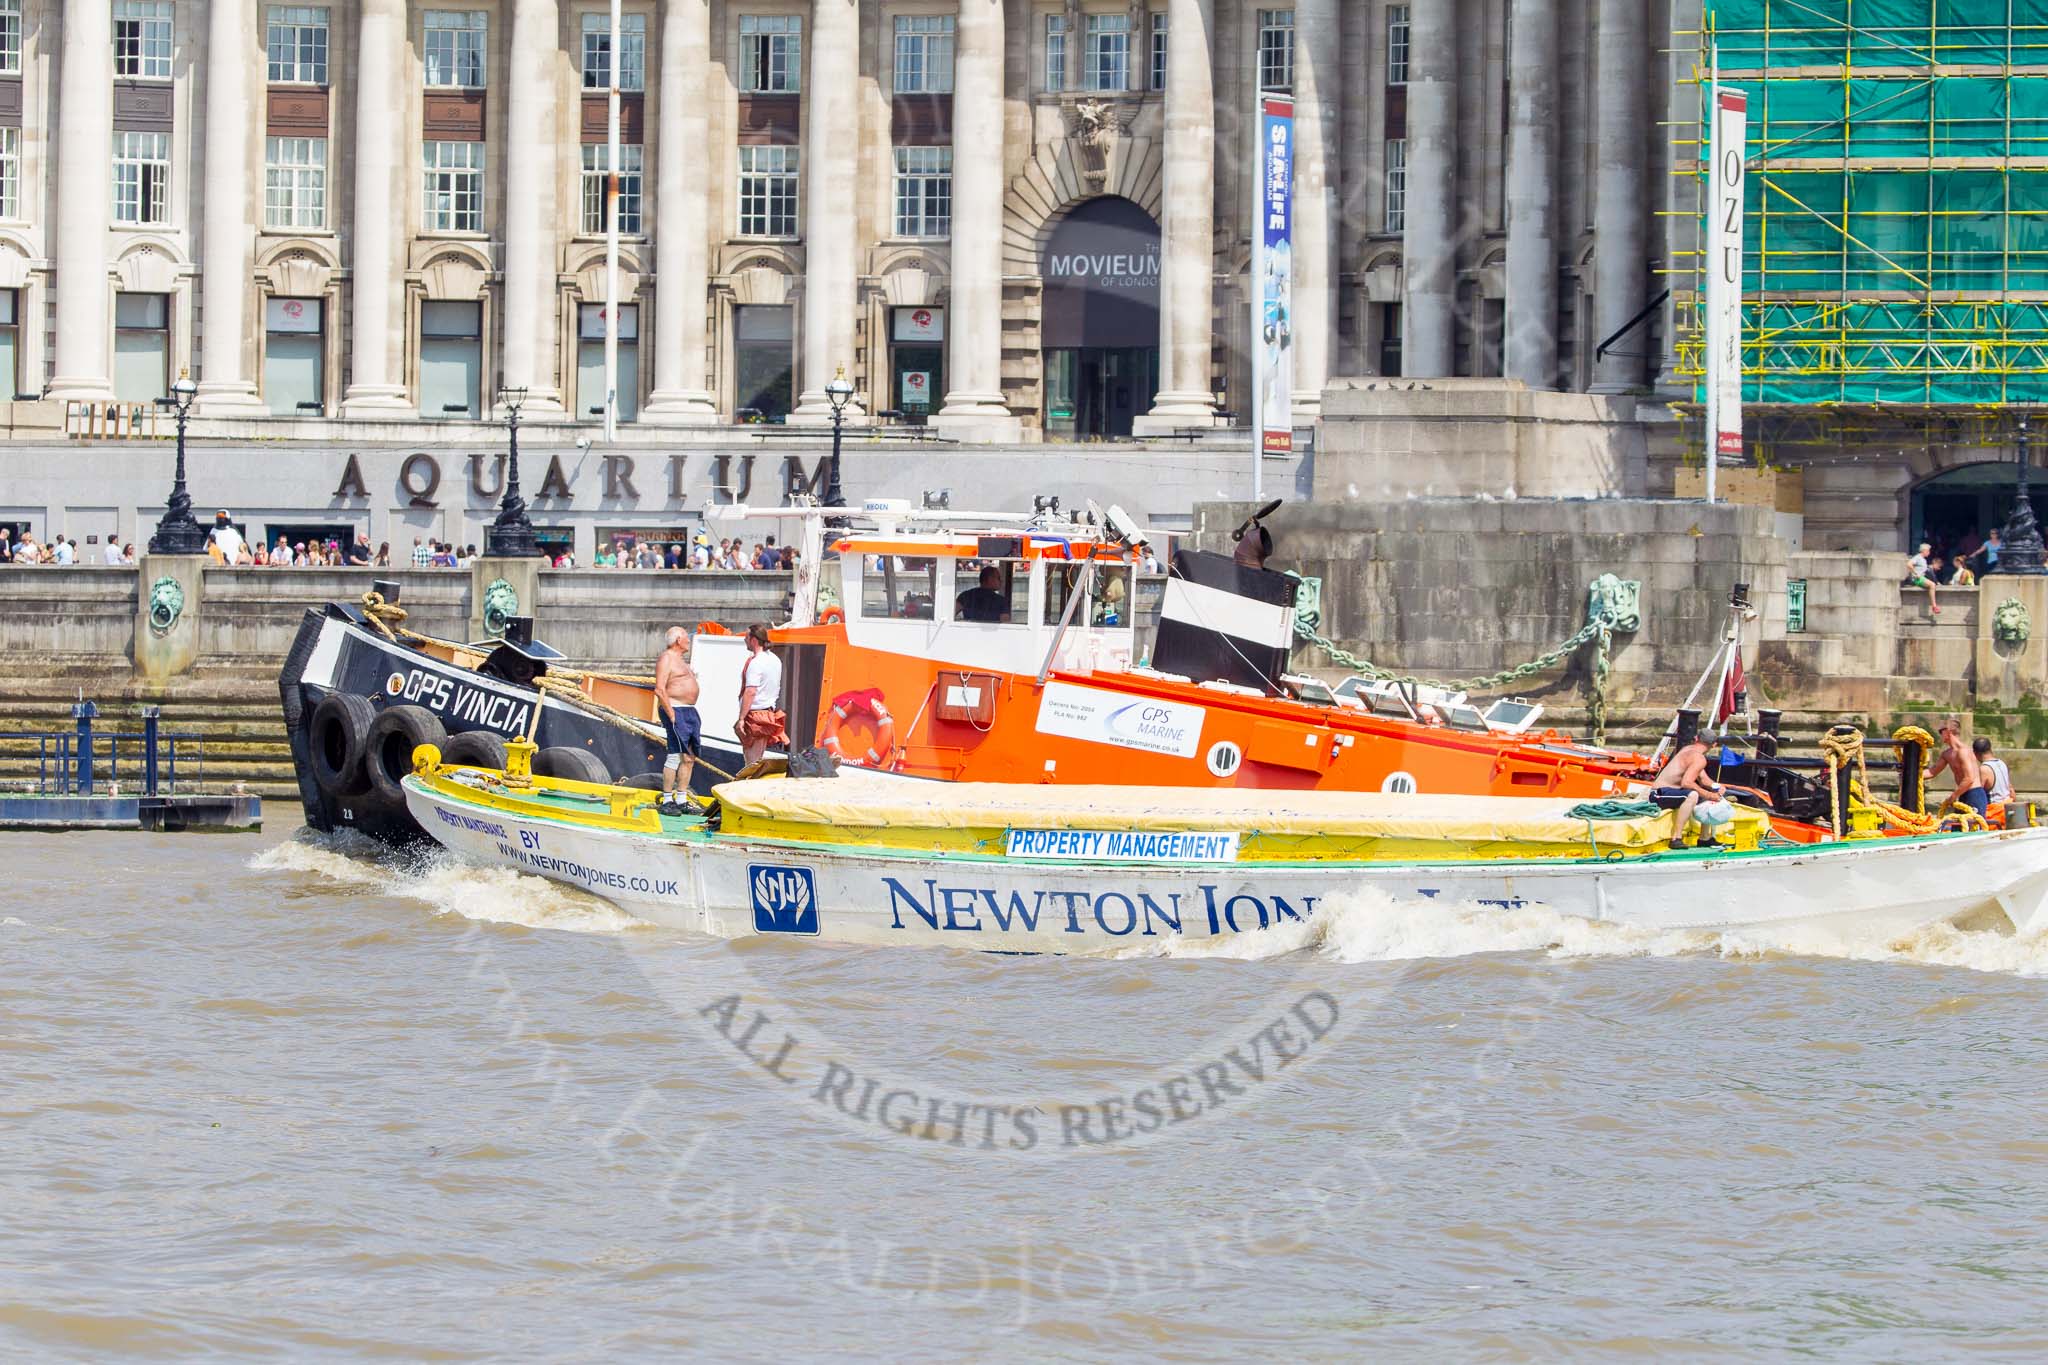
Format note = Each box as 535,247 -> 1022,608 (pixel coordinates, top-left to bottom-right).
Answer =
1673,1 -> 2048,433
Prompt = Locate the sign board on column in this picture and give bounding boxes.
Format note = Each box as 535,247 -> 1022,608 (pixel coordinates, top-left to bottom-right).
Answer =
1706,84 -> 1748,485
1253,93 -> 1295,464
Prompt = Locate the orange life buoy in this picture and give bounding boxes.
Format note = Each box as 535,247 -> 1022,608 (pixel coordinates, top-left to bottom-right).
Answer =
819,687 -> 896,768
820,606 -> 845,625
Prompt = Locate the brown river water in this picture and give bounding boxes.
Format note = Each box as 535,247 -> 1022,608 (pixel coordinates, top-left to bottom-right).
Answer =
7,812 -> 2048,1360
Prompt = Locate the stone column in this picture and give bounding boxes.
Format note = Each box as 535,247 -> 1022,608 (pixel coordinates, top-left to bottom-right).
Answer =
196,0 -> 266,411
1137,0 -> 1218,430
342,0 -> 411,413
792,0 -> 863,420
48,0 -> 115,402
500,0 -> 564,410
1289,0 -> 1339,417
1504,0 -> 1557,389
933,0 -> 1016,436
1591,0 -> 1647,392
643,0 -> 718,422
1401,0 -> 1458,378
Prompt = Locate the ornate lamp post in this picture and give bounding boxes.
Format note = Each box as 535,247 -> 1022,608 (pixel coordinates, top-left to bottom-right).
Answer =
147,373 -> 207,554
823,368 -> 854,514
2001,411 -> 2048,575
484,386 -> 540,558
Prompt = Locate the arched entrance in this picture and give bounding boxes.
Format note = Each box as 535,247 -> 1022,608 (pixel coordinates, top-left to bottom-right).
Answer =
1911,462 -> 2025,559
1040,196 -> 1160,439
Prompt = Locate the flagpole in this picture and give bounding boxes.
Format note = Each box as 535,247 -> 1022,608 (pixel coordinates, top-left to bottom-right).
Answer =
1705,42 -> 1719,506
603,0 -> 622,442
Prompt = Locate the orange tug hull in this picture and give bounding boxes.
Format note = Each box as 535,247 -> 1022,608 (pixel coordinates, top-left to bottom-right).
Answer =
779,625 -> 1651,803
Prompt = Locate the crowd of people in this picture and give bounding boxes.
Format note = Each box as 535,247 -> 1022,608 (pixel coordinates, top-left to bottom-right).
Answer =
1907,529 -> 2003,613
0,529 -> 133,564
558,532 -> 801,573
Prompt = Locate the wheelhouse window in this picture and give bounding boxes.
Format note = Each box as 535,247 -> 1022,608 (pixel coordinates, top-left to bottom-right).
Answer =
1257,9 -> 1294,92
1083,13 -> 1128,91
112,131 -> 170,225
576,303 -> 639,424
893,14 -> 953,94
114,1 -> 173,80
113,292 -> 169,403
860,555 -> 942,621
581,143 -> 644,235
581,11 -> 646,90
423,11 -> 486,88
893,146 -> 951,239
739,15 -> 801,93
266,6 -> 329,84
738,145 -> 797,236
418,300 -> 481,418
423,140 -> 483,232
956,558 -> 1027,625
265,136 -> 327,229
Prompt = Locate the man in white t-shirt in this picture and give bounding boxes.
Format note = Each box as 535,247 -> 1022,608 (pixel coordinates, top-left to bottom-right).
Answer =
735,622 -> 787,766
103,538 -> 125,565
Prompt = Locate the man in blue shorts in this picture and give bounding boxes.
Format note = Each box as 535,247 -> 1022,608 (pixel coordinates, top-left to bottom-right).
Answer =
1928,716 -> 1989,819
654,626 -> 702,812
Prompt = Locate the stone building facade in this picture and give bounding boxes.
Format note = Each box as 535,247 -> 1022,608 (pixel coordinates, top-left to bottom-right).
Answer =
0,0 -> 1682,442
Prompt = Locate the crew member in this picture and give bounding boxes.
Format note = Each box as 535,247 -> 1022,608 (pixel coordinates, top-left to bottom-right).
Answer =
736,623 -> 787,767
654,626 -> 701,812
1928,717 -> 1988,818
955,565 -> 1011,623
1650,735 -> 1735,848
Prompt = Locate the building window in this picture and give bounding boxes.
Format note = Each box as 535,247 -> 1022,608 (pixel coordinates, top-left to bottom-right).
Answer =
419,300 -> 481,418
1045,13 -> 1066,92
114,1 -> 174,80
893,14 -> 953,94
734,304 -> 793,421
1150,11 -> 1168,91
114,292 -> 169,403
264,136 -> 327,229
0,127 -> 17,220
1387,4 -> 1409,85
1084,13 -> 1128,91
266,6 -> 329,84
739,15 -> 801,93
1257,9 -> 1294,92
581,143 -> 644,235
893,146 -> 952,238
423,11 -> 486,89
422,140 -> 483,232
581,11 -> 646,91
1383,138 -> 1406,232
0,0 -> 21,76
264,297 -> 323,415
576,303 -> 638,423
738,145 -> 797,236
0,289 -> 18,396
112,131 -> 170,225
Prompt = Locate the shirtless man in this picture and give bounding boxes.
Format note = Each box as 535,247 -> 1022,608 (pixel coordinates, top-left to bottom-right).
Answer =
654,627 -> 702,811
1928,717 -> 1987,819
1650,735 -> 1732,847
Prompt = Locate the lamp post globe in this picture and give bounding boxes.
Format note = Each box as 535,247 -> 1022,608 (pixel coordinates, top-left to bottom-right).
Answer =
824,368 -> 853,512
147,373 -> 209,555
485,386 -> 541,559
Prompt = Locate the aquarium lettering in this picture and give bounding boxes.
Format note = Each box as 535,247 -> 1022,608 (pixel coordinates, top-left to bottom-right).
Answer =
880,878 -> 1314,938
1004,828 -> 1241,863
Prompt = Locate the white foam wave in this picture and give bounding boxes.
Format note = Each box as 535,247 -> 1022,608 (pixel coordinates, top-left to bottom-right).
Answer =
252,835 -> 646,935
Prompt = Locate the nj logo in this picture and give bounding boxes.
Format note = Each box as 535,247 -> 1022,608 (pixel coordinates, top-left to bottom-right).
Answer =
748,865 -> 819,936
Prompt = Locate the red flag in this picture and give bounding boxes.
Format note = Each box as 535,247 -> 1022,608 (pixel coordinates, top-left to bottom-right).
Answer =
1717,650 -> 1747,726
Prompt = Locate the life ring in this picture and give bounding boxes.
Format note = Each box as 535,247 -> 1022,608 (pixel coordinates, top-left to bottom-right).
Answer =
819,687 -> 896,768
820,607 -> 846,625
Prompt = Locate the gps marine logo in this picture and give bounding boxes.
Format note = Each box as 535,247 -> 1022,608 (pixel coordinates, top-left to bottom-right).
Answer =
749,864 -> 819,935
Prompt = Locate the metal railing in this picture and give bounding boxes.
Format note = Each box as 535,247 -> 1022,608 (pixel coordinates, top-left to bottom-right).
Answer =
0,704 -> 204,795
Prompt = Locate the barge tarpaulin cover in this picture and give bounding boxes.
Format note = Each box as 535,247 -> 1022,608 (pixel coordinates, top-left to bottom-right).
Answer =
1152,549 -> 1298,693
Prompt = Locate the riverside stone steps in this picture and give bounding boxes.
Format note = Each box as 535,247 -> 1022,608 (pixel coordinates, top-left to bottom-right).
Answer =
0,691 -> 299,798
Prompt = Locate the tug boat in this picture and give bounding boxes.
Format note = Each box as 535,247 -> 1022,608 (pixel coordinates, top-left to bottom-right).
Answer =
400,748 -> 2048,955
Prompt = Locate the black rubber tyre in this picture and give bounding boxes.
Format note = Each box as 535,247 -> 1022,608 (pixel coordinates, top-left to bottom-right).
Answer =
440,730 -> 511,772
618,771 -> 667,791
309,691 -> 376,798
362,705 -> 448,809
534,745 -> 610,785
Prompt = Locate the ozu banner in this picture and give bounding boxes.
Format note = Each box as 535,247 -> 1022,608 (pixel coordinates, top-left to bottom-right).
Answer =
1254,93 -> 1295,458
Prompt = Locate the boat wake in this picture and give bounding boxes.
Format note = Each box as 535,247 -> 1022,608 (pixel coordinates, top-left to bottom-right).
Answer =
1215,887 -> 2048,977
251,832 -> 646,936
